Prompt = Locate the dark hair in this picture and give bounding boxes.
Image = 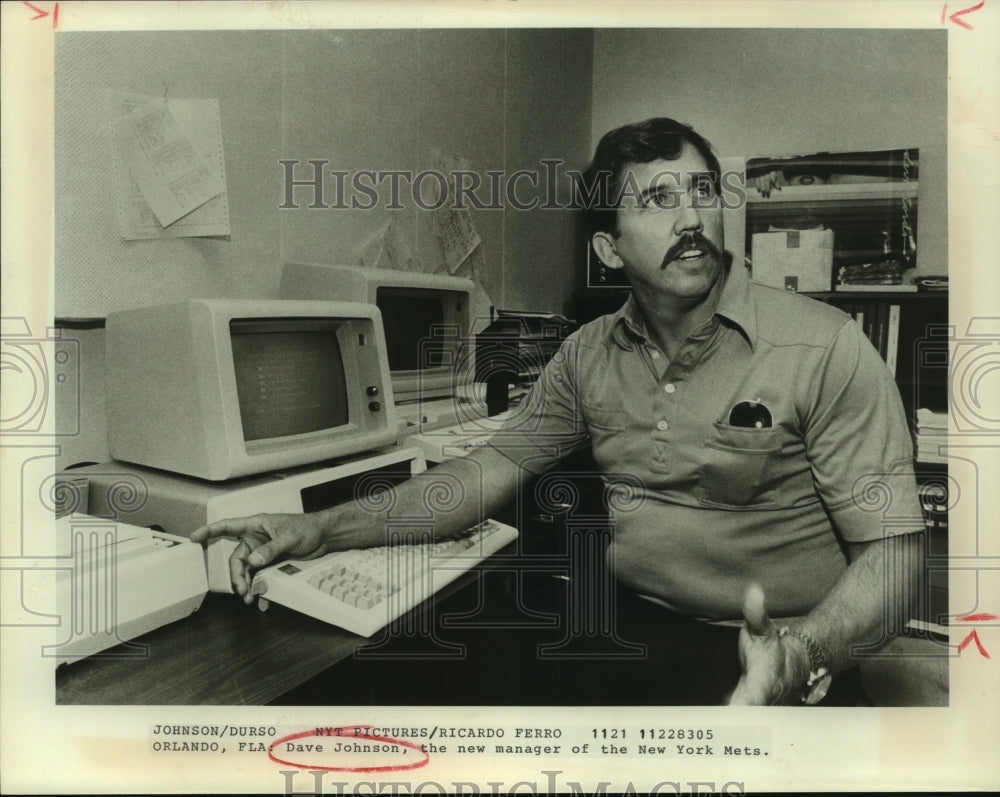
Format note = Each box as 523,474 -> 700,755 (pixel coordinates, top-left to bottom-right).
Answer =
578,117 -> 721,236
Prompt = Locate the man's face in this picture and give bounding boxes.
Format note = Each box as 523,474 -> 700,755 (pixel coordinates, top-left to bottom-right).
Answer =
593,144 -> 726,302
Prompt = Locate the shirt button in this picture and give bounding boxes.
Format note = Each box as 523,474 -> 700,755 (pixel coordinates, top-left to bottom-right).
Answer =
649,349 -> 661,360
656,420 -> 669,431
663,383 -> 676,394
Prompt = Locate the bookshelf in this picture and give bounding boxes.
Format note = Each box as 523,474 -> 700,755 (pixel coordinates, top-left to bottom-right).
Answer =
743,149 -> 919,283
745,182 -> 919,204
742,148 -> 943,463
801,290 -> 949,442
745,184 -> 919,270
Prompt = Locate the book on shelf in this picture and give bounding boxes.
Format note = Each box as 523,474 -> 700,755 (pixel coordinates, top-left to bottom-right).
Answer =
862,303 -> 874,343
916,407 -> 948,431
914,407 -> 948,465
872,302 -> 888,360
915,439 -> 949,465
850,300 -> 901,372
885,303 -> 900,375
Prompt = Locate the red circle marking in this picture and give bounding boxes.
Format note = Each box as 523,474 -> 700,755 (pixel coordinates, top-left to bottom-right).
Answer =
268,725 -> 430,773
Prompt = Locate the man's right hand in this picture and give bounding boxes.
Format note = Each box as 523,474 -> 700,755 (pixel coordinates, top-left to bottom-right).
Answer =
191,513 -> 330,603
728,583 -> 811,705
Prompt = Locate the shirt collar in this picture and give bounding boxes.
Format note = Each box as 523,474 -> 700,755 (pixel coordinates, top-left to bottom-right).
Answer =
610,294 -> 647,350
610,263 -> 758,351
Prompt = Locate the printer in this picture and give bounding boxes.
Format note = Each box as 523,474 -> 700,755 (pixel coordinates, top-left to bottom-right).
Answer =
33,515 -> 208,664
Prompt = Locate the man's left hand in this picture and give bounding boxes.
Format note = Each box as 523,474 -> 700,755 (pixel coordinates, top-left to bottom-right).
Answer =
728,584 -> 811,705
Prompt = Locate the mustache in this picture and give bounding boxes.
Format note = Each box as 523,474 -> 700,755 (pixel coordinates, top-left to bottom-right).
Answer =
662,233 -> 723,267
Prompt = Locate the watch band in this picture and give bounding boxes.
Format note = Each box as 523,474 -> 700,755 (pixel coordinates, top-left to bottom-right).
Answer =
778,626 -> 833,704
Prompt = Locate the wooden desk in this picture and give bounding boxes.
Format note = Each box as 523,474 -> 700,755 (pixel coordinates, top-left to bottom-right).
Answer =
56,592 -> 370,705
56,526 -> 950,707
55,556 -> 510,706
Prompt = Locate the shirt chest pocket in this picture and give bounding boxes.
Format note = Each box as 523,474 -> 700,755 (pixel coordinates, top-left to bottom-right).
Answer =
582,401 -> 628,469
698,423 -> 781,509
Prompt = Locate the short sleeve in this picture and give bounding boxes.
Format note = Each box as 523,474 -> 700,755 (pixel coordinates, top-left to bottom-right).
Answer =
803,319 -> 924,542
485,334 -> 591,475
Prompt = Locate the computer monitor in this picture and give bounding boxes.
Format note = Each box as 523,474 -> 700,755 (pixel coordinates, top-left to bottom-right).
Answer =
104,299 -> 398,481
280,264 -> 474,404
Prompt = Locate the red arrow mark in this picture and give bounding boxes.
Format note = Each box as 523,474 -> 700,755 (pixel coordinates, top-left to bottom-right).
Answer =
944,0 -> 986,29
22,1 -> 58,28
958,629 -> 990,658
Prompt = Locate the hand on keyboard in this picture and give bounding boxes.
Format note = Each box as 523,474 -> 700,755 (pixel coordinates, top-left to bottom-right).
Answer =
251,519 -> 519,636
193,508 -> 519,634
191,512 -> 330,604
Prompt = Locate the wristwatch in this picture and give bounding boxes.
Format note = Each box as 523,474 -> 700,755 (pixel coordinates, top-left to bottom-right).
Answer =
778,626 -> 833,705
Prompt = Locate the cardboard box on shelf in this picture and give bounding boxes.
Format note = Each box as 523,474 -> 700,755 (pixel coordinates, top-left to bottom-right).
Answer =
751,228 -> 834,292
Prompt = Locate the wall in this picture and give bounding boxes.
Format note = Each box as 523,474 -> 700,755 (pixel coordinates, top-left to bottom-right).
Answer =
502,30 -> 594,309
591,28 -> 948,275
53,28 -> 592,467
56,29 -> 593,317
55,30 -> 286,317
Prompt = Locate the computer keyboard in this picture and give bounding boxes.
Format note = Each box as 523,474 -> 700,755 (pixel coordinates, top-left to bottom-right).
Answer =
249,519 -> 518,636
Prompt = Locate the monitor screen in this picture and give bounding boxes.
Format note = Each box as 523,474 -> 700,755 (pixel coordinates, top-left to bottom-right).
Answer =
230,319 -> 349,441
105,299 -> 398,481
279,264 -> 475,404
376,289 -> 447,372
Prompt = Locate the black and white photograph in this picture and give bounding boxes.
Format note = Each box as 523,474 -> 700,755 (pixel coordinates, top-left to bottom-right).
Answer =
1,1 -> 997,793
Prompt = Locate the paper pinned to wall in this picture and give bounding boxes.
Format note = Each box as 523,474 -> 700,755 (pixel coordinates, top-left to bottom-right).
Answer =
431,149 -> 481,272
435,204 -> 481,273
359,216 -> 418,271
108,91 -> 231,239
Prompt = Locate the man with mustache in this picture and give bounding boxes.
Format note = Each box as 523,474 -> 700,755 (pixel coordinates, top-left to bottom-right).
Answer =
194,118 -> 925,706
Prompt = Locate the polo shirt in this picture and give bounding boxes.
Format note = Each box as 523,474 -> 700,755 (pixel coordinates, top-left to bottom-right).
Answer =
489,264 -> 923,620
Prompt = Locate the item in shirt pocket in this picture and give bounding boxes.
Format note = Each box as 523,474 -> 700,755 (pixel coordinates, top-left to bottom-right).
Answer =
727,400 -> 773,429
